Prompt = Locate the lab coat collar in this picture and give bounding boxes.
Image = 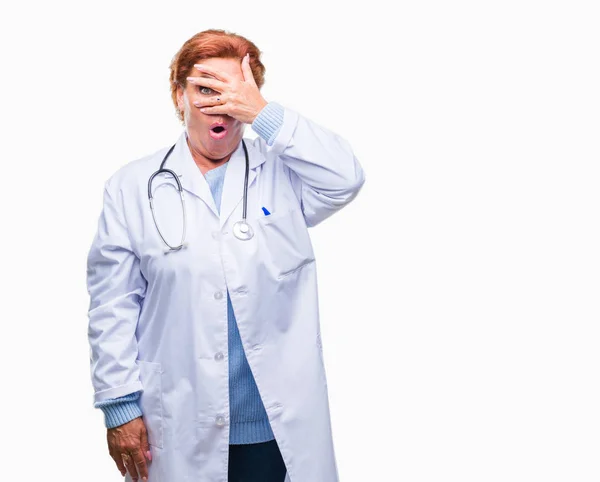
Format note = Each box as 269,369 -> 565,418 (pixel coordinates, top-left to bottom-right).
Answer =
168,130 -> 266,228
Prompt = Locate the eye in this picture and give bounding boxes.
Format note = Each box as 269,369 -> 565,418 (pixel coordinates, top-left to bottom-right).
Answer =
198,86 -> 214,95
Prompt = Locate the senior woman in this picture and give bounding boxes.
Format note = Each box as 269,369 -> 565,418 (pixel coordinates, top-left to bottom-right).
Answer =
86,29 -> 365,482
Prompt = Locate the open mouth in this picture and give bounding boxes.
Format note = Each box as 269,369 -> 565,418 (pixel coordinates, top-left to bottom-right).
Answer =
209,123 -> 228,140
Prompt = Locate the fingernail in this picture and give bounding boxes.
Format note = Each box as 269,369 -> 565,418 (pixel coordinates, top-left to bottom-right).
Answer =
186,77 -> 195,82
194,64 -> 205,69
146,450 -> 152,461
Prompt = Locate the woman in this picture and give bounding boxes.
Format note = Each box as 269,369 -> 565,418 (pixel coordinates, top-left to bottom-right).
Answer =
87,29 -> 365,482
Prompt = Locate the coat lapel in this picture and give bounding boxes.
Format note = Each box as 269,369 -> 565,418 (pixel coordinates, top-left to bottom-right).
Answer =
166,130 -> 266,227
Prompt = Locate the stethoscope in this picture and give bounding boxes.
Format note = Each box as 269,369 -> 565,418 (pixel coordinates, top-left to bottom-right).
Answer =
148,139 -> 254,254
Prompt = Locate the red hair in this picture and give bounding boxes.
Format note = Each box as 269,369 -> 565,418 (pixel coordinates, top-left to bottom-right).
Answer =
169,29 -> 266,124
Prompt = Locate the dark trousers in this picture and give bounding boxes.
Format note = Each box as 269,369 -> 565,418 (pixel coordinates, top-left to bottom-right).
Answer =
228,439 -> 287,482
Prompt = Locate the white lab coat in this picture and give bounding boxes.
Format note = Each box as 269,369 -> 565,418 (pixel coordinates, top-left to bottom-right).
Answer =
86,104 -> 366,482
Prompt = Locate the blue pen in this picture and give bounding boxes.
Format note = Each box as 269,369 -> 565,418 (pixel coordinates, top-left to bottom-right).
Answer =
262,207 -> 271,216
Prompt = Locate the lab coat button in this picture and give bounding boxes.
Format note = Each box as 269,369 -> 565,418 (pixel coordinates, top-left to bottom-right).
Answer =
214,291 -> 223,300
215,415 -> 226,427
214,351 -> 224,361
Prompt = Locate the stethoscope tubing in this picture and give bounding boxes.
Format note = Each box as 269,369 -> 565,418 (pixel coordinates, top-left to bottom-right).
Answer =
148,139 -> 251,252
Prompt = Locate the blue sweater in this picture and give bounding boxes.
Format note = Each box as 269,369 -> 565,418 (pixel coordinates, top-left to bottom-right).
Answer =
94,102 -> 285,445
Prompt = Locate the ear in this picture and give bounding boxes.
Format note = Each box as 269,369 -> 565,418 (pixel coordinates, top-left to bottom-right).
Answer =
176,85 -> 185,112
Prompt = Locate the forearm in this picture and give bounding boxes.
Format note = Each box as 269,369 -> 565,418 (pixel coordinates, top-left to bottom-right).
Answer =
252,102 -> 366,227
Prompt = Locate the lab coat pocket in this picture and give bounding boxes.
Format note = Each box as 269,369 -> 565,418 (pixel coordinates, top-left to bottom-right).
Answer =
256,207 -> 316,280
136,360 -> 164,448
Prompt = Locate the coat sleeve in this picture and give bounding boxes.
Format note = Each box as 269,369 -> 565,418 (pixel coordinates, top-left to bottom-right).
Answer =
252,102 -> 366,228
86,179 -> 146,405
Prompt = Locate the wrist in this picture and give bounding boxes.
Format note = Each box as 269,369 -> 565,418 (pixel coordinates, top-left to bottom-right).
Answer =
100,400 -> 143,428
95,391 -> 143,429
252,99 -> 269,123
251,101 -> 285,145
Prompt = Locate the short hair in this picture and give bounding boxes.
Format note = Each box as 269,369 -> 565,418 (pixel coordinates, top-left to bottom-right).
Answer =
169,29 -> 266,124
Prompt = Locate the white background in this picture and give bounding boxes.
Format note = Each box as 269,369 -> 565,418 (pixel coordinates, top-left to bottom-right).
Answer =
1,1 -> 598,480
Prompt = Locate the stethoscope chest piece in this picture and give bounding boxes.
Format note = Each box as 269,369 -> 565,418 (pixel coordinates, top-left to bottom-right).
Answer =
233,220 -> 254,240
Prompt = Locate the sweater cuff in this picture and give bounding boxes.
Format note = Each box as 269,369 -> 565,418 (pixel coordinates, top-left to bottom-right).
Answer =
94,391 -> 143,429
251,101 -> 284,146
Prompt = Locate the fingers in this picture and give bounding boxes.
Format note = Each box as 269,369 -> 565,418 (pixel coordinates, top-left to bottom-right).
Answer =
197,105 -> 226,114
241,53 -> 257,85
106,418 -> 150,481
193,63 -> 232,83
110,448 -> 128,477
187,74 -> 226,93
193,95 -> 229,115
140,425 -> 152,463
193,95 -> 226,110
131,447 -> 149,481
120,451 -> 139,481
